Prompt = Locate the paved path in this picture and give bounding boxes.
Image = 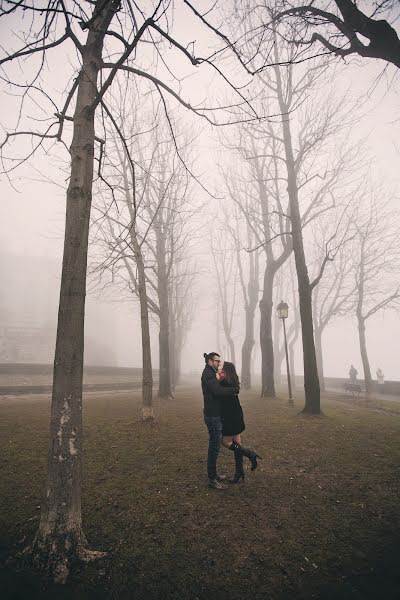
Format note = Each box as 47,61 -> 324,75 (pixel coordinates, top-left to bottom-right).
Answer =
0,381 -> 142,396
327,386 -> 400,403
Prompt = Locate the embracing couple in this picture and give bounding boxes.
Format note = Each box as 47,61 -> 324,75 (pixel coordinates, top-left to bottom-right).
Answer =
201,351 -> 261,490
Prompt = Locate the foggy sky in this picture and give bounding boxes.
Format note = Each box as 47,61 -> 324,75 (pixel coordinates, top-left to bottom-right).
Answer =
0,6 -> 399,380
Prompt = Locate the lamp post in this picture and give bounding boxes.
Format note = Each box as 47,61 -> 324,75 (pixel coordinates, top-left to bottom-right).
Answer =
277,300 -> 293,405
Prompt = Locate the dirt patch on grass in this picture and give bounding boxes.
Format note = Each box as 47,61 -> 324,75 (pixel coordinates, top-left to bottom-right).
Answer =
1,388 -> 400,599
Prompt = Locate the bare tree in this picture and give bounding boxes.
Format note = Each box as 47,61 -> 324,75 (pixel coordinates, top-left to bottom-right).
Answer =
90,138 -> 158,421
221,33 -> 358,410
350,195 -> 400,394
194,1 -> 400,71
312,243 -> 356,392
92,111 -> 196,401
141,131 -> 195,399
0,0 -> 254,580
221,133 -> 293,398
269,1 -> 400,69
267,35 -> 363,413
226,205 -> 260,388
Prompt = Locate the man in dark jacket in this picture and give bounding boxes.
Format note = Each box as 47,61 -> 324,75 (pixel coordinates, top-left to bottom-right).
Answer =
201,352 -> 238,489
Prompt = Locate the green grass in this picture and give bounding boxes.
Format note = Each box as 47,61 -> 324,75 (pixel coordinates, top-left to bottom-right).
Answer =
1,388 -> 400,599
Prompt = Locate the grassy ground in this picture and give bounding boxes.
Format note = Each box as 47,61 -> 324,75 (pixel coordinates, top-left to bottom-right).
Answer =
1,386 -> 400,599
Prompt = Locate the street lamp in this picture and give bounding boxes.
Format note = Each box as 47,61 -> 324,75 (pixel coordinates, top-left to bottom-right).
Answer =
277,300 -> 294,405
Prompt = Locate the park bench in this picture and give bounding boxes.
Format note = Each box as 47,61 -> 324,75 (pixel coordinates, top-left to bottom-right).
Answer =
344,383 -> 363,395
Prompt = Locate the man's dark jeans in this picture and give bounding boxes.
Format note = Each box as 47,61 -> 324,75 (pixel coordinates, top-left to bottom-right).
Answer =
204,415 -> 223,480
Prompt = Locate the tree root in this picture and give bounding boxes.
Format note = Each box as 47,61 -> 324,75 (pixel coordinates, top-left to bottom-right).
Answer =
78,547 -> 108,562
28,529 -> 107,584
140,406 -> 155,421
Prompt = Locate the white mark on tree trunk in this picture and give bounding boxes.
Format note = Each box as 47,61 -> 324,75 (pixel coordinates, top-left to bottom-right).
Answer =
69,437 -> 78,456
57,399 -> 72,446
60,399 -> 71,425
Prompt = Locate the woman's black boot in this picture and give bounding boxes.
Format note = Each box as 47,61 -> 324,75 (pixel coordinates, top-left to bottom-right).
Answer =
229,449 -> 244,483
229,441 -> 262,471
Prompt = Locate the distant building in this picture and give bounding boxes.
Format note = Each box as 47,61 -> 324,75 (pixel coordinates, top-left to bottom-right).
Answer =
0,253 -> 116,365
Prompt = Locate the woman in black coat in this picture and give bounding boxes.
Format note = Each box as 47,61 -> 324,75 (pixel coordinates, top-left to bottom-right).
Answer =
218,361 -> 261,483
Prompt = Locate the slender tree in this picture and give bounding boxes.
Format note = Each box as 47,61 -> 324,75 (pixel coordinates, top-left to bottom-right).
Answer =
221,43 -> 356,409
350,196 -> 400,393
91,147 -> 158,421
226,205 -> 260,389
140,131 -> 194,399
312,245 -> 356,392
221,134 -> 293,397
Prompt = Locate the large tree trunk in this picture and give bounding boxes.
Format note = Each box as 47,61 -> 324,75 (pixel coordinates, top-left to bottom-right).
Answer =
31,3 -> 117,582
314,326 -> 325,393
357,317 -> 372,394
260,264 -> 276,397
274,59 -> 320,414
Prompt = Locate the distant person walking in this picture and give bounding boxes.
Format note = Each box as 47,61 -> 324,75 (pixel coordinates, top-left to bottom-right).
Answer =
376,367 -> 385,393
201,352 -> 239,490
349,364 -> 358,384
218,361 -> 261,483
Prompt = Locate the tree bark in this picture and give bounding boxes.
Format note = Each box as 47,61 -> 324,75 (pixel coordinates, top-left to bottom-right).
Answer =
31,2 -> 117,581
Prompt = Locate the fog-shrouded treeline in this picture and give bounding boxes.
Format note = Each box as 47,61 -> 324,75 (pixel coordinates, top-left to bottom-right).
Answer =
88,78 -> 200,415
1,0 -> 399,583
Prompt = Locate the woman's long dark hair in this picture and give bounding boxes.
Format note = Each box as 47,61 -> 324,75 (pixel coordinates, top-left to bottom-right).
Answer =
222,361 -> 240,389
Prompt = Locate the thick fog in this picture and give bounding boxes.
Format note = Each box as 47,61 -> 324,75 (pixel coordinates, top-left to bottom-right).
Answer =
0,4 -> 399,382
